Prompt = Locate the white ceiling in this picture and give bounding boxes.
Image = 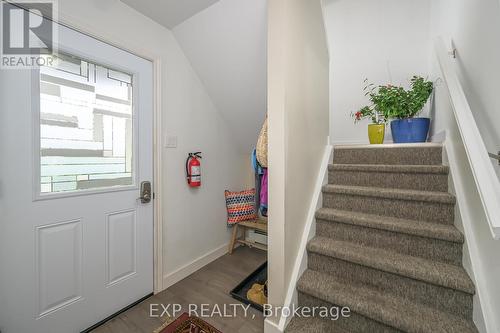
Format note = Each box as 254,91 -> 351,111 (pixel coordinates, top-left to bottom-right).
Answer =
120,0 -> 220,29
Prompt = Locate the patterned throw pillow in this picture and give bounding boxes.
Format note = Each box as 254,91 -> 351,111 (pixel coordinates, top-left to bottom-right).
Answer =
225,189 -> 257,225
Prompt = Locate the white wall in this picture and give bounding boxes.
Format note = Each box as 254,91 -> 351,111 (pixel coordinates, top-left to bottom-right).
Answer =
429,0 -> 500,177
267,0 -> 330,328
428,1 -> 500,331
54,0 -> 252,289
323,0 -> 432,144
429,53 -> 500,333
173,0 -> 268,153
323,0 -> 500,149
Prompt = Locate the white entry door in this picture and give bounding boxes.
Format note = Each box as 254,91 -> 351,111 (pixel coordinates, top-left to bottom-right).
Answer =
0,15 -> 154,333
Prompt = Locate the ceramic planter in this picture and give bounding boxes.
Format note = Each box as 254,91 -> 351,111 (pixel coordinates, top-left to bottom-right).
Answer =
390,117 -> 430,143
368,123 -> 385,144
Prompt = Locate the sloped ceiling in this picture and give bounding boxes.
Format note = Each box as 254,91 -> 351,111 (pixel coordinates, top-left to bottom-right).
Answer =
172,0 -> 268,152
119,0 -> 220,29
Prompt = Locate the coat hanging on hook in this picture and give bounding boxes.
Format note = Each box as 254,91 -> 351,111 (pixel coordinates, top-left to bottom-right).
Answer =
256,116 -> 268,167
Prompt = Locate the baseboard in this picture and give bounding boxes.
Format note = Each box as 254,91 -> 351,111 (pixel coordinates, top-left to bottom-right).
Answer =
330,139 -> 368,145
264,318 -> 283,333
162,243 -> 230,289
331,139 -> 395,146
443,140 -> 490,332
277,144 -> 333,331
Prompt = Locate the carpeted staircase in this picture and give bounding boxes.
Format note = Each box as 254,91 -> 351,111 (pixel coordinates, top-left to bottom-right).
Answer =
286,144 -> 478,333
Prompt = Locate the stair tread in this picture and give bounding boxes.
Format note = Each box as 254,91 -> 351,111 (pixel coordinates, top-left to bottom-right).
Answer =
334,143 -> 443,149
307,237 -> 474,294
333,144 -> 443,165
329,163 -> 449,174
323,184 -> 455,204
316,208 -> 464,243
286,316 -> 347,333
298,269 -> 477,333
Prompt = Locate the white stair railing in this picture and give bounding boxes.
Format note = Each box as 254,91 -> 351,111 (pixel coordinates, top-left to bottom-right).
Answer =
435,37 -> 500,240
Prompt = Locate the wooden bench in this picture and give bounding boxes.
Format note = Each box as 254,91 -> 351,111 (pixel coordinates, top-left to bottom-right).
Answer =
228,219 -> 268,254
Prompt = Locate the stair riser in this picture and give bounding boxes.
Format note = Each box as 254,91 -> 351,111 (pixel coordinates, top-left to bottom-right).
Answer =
308,253 -> 473,319
329,170 -> 448,191
333,147 -> 442,165
316,220 -> 462,265
297,292 -> 401,333
285,317 -> 337,333
323,192 -> 454,224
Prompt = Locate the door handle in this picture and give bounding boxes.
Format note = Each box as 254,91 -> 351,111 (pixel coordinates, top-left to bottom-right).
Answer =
139,181 -> 152,203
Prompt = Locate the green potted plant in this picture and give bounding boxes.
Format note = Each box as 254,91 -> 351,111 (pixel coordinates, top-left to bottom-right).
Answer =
386,76 -> 433,143
355,76 -> 433,143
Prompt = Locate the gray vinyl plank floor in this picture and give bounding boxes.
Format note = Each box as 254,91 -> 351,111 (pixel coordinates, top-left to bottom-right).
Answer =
91,246 -> 267,333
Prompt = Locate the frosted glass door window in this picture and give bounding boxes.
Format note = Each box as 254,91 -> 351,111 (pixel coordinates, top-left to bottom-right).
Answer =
39,53 -> 134,193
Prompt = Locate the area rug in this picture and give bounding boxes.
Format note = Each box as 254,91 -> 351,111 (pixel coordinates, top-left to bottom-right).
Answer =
153,312 -> 222,333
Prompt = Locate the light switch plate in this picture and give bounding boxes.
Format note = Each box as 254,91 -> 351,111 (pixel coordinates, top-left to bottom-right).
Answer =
165,135 -> 177,148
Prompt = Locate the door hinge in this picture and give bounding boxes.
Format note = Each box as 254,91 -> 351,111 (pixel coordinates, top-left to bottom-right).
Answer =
153,192 -> 156,200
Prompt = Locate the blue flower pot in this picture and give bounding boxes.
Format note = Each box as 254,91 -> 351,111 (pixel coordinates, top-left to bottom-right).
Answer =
390,118 -> 430,143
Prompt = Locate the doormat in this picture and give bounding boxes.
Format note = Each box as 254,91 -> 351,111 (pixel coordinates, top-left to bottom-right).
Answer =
230,262 -> 267,312
153,312 -> 222,333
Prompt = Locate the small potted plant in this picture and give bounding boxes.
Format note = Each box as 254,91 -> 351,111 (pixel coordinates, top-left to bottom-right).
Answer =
355,76 -> 433,143
352,105 -> 385,144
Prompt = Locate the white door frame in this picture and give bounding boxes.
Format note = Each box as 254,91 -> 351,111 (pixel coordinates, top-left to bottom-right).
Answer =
47,10 -> 165,293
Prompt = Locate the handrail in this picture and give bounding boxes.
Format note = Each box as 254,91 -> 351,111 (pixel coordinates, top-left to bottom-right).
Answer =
436,37 -> 500,239
488,152 -> 500,165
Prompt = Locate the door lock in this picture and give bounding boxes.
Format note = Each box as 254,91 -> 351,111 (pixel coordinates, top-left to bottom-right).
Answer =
139,181 -> 152,203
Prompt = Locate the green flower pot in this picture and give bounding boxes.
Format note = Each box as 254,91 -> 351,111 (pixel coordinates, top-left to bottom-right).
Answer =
368,123 -> 385,144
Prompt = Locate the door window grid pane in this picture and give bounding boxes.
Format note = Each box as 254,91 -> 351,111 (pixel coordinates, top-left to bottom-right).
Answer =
39,53 -> 134,194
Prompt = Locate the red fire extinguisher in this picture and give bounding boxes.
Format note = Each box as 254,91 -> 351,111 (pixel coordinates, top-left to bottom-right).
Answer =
186,152 -> 202,187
